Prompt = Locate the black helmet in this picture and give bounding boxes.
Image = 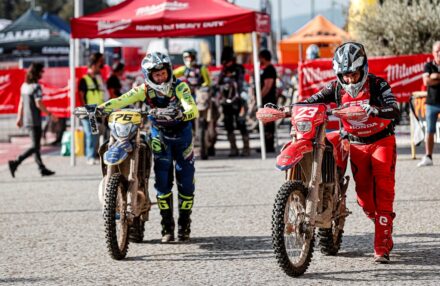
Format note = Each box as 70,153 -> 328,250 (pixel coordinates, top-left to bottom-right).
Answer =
333,42 -> 368,98
141,52 -> 173,95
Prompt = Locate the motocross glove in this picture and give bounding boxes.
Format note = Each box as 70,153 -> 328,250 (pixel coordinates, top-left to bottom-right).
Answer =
360,103 -> 379,117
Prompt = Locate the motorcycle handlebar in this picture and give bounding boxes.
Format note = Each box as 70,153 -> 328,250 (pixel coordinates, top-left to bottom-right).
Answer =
73,106 -> 149,118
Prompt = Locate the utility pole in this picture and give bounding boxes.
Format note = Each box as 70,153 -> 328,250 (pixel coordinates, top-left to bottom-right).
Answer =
311,0 -> 315,19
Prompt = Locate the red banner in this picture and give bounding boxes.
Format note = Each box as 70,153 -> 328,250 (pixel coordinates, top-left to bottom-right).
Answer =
40,83 -> 70,118
0,69 -> 26,114
298,54 -> 432,103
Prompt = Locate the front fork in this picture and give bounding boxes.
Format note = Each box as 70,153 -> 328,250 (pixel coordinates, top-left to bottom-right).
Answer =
286,124 -> 327,236
105,131 -> 150,223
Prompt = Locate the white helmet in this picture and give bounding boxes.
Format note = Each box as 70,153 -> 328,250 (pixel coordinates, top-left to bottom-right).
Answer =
141,52 -> 173,95
306,44 -> 320,60
333,42 -> 368,98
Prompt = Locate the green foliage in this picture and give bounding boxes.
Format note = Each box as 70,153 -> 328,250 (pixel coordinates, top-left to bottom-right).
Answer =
351,0 -> 440,56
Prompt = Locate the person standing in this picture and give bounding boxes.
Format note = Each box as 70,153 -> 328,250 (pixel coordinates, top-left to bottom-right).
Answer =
99,52 -> 198,243
106,62 -> 125,99
259,49 -> 277,153
173,49 -> 211,94
78,52 -> 105,165
218,48 -> 250,157
304,42 -> 399,263
8,62 -> 56,178
418,41 -> 440,167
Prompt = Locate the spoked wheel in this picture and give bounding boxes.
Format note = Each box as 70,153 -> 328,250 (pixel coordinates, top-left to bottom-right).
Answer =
104,173 -> 129,260
272,181 -> 315,277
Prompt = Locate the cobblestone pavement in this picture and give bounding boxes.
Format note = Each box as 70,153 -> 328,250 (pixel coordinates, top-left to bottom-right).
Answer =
0,142 -> 439,286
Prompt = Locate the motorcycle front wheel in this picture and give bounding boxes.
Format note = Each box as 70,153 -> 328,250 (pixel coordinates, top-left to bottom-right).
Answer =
272,181 -> 315,277
104,173 -> 129,260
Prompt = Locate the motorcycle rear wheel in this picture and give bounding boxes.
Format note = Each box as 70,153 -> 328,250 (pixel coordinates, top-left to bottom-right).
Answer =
198,118 -> 208,160
104,173 -> 129,260
272,181 -> 315,277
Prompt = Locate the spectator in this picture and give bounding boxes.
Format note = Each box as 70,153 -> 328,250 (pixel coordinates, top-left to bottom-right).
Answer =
418,41 -> 440,167
219,46 -> 245,94
218,47 -> 250,157
306,44 -> 320,60
258,49 -> 277,153
78,52 -> 105,165
106,62 -> 125,99
8,62 -> 56,178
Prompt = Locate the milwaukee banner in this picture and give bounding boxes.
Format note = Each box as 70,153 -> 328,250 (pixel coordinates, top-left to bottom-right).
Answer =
40,83 -> 70,118
0,69 -> 25,114
298,54 -> 432,103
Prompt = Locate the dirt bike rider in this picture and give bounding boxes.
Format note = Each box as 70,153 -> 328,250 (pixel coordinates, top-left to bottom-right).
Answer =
173,49 -> 217,157
98,52 -> 199,243
173,49 -> 212,94
303,42 -> 399,263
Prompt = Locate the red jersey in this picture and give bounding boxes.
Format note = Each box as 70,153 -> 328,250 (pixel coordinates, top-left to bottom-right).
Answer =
340,80 -> 391,137
305,74 -> 399,139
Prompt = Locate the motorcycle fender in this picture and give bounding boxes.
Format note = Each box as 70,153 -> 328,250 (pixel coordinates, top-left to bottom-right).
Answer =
276,140 -> 313,171
103,145 -> 129,166
98,178 -> 106,208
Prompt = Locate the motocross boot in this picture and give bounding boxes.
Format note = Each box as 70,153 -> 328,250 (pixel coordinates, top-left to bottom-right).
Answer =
177,192 -> 194,242
157,193 -> 175,243
374,212 -> 395,263
241,134 -> 250,157
8,160 -> 19,178
227,133 -> 239,157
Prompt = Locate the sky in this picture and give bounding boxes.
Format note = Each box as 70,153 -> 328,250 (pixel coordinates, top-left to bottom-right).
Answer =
235,0 -> 350,20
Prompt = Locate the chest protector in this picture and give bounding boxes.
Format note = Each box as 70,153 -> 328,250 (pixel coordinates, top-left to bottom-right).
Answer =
339,80 -> 391,137
143,82 -> 187,133
144,83 -> 179,109
184,66 -> 202,87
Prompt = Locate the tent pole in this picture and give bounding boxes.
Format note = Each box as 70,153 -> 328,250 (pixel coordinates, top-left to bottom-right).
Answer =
100,39 -> 105,54
74,0 -> 83,66
215,35 -> 221,67
69,38 -> 76,166
252,31 -> 266,160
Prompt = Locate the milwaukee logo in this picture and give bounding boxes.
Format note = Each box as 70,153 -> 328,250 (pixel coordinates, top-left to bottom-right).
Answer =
302,68 -> 334,83
385,63 -> 425,82
136,1 -> 189,16
0,74 -> 10,84
0,74 -> 10,90
97,19 -> 131,35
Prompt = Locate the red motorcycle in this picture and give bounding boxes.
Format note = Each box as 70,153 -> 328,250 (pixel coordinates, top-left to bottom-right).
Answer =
257,103 -> 367,277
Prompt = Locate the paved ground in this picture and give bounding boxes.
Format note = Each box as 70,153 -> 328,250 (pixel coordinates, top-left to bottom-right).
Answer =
0,134 -> 439,286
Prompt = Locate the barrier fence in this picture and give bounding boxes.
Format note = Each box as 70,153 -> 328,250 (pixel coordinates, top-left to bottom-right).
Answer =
0,53 -> 433,119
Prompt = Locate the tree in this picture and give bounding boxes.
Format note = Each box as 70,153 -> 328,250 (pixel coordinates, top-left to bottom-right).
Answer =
350,0 -> 440,56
